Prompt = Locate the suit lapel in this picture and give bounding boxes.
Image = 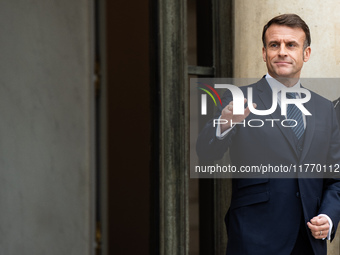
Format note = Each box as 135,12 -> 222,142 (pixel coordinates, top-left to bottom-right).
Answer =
299,90 -> 315,163
255,78 -> 299,155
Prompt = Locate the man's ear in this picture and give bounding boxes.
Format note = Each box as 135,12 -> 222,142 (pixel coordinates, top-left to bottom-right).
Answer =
303,46 -> 311,62
262,47 -> 267,62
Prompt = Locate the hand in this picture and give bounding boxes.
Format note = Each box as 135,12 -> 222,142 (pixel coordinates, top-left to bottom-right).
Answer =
307,216 -> 330,239
220,99 -> 256,133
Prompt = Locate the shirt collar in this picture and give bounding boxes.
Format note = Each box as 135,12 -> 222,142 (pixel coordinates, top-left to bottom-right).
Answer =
265,73 -> 301,93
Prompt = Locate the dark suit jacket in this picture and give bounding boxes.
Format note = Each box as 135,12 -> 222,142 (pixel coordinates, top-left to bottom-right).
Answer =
196,78 -> 340,255
333,97 -> 340,125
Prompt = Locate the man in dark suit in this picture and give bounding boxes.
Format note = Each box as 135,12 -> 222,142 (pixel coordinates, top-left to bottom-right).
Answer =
196,14 -> 340,255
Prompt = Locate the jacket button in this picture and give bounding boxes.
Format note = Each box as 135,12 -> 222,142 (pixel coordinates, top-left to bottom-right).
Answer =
296,192 -> 300,198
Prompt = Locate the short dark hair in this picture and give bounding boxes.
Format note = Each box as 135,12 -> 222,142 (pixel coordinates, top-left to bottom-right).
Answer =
262,14 -> 311,49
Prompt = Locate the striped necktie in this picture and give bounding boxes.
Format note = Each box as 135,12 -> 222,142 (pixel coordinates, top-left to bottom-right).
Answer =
286,92 -> 304,139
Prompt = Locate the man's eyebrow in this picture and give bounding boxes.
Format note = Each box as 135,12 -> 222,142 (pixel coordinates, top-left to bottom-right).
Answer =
268,40 -> 279,44
286,40 -> 299,44
267,40 -> 299,45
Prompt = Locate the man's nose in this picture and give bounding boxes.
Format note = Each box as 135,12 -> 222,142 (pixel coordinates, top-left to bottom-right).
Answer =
278,44 -> 287,56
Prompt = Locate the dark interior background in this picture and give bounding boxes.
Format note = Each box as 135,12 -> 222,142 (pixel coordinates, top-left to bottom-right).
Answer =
106,1 -> 151,254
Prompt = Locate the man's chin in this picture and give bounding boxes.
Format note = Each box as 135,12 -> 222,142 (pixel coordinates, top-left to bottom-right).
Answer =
272,69 -> 294,78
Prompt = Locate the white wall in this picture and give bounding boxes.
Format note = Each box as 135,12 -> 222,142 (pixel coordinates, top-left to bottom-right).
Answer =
0,1 -> 95,254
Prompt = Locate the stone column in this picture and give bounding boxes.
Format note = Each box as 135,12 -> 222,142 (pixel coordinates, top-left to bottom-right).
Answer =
155,0 -> 189,254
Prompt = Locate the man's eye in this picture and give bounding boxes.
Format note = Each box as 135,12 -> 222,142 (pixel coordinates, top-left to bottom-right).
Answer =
270,44 -> 278,48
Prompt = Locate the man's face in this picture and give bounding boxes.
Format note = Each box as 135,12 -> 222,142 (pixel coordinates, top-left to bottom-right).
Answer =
262,24 -> 311,80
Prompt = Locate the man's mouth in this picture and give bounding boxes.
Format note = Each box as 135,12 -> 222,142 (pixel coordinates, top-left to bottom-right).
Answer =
275,61 -> 291,65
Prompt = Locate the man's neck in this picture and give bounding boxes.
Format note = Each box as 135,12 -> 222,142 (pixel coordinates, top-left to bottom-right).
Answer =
274,77 -> 299,87
266,73 -> 300,88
